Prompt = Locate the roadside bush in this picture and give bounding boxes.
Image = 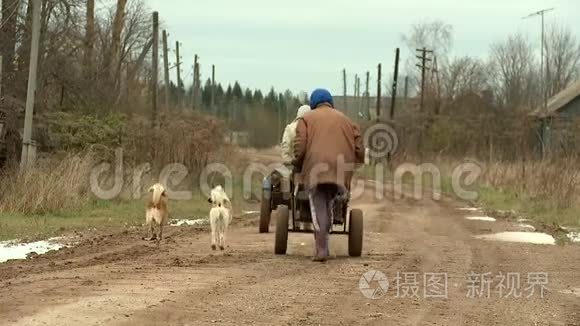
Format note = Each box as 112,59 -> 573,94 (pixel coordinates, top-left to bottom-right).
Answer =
123,110 -> 225,173
41,110 -> 225,172
0,109 -> 228,214
41,111 -> 125,152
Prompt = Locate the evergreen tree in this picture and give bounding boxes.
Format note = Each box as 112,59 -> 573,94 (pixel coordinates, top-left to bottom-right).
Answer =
253,89 -> 264,103
244,88 -> 253,104
201,78 -> 212,108
264,87 -> 278,108
216,84 -> 225,102
232,82 -> 243,99
225,84 -> 233,104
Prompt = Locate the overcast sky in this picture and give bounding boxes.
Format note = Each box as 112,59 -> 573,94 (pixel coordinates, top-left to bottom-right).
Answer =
143,0 -> 579,96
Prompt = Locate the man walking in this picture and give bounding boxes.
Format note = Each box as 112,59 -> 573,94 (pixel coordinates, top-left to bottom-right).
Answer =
292,89 -> 364,262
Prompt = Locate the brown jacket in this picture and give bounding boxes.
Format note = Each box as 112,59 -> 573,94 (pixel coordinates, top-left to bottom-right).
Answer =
292,104 -> 364,190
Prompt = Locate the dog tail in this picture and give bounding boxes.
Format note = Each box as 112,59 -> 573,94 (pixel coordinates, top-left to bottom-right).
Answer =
149,183 -> 165,206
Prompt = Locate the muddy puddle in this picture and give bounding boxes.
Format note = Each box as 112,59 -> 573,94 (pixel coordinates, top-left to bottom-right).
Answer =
474,232 -> 556,245
0,238 -> 69,263
465,216 -> 496,222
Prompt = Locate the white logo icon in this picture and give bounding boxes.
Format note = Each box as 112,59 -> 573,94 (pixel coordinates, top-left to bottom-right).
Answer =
359,270 -> 389,299
364,123 -> 398,159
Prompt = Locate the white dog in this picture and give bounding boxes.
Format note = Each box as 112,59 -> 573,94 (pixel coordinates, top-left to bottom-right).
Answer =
145,183 -> 169,242
208,185 -> 232,250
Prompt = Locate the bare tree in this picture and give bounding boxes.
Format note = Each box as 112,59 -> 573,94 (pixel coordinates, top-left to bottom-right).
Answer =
402,20 -> 453,56
401,20 -> 453,97
118,0 -> 149,71
17,1 -> 34,80
84,0 -> 95,79
544,24 -> 580,97
490,33 -> 538,110
1,0 -> 21,98
442,56 -> 489,101
108,0 -> 127,85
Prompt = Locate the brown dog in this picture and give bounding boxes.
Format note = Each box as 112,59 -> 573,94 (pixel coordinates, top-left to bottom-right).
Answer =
145,183 -> 168,242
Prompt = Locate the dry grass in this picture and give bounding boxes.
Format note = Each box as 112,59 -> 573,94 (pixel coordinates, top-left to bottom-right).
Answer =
482,158 -> 580,210
0,151 -> 95,215
364,152 -> 580,227
427,156 -> 580,227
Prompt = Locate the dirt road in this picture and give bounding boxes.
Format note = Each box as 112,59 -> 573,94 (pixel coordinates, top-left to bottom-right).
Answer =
1,163 -> 579,325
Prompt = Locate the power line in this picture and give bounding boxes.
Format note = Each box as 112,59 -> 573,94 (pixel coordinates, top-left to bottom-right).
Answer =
183,66 -> 193,81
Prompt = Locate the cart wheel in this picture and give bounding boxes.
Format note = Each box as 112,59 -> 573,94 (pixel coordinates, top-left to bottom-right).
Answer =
259,190 -> 272,233
275,205 -> 289,255
348,209 -> 363,257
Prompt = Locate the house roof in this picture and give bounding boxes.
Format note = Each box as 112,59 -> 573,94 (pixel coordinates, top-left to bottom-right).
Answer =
530,80 -> 580,118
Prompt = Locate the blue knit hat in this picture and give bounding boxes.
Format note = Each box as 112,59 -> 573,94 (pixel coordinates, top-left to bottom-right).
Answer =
309,89 -> 334,109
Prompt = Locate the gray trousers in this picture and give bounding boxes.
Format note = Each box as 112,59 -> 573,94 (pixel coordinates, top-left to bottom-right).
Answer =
308,184 -> 346,257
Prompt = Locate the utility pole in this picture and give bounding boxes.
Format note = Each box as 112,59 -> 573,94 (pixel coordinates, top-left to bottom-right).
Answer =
403,76 -> 409,102
365,71 -> 370,120
192,54 -> 198,109
342,69 -> 347,113
523,7 -> 555,114
195,59 -> 201,109
175,41 -> 182,108
162,30 -> 170,109
376,63 -> 382,120
0,56 -> 3,99
357,75 -> 362,115
390,48 -> 400,120
354,74 -> 359,116
20,0 -> 41,170
416,47 -> 433,112
416,48 -> 433,160
151,12 -> 159,129
432,56 -> 442,115
211,64 -> 216,114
